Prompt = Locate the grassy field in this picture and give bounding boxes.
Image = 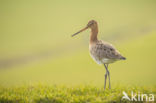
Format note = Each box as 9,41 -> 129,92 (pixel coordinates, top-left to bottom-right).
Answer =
0,85 -> 155,103
0,32 -> 156,103
0,0 -> 156,102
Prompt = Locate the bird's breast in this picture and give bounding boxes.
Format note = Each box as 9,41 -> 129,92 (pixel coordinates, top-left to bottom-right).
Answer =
89,44 -> 116,64
89,44 -> 102,64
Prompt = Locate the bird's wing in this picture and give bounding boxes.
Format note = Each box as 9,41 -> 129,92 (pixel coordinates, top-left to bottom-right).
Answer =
95,40 -> 124,60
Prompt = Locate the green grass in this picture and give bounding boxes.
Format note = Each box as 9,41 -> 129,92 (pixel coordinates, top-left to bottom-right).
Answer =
0,85 -> 155,103
0,32 -> 155,103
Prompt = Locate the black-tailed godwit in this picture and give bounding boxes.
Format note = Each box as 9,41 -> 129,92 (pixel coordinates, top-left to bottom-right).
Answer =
72,20 -> 126,89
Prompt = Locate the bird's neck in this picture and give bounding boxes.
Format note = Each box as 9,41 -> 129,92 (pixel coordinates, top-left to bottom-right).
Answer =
90,26 -> 98,44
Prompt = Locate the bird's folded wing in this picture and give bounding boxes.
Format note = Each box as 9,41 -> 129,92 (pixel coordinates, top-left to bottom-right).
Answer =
95,40 -> 123,60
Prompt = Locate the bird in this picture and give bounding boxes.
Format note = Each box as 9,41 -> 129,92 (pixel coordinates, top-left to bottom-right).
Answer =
71,20 -> 126,90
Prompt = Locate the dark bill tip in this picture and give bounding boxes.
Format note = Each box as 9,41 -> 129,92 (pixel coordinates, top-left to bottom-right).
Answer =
71,26 -> 88,37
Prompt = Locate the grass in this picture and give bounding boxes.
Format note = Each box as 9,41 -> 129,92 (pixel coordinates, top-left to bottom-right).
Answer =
0,85 -> 155,103
0,32 -> 155,102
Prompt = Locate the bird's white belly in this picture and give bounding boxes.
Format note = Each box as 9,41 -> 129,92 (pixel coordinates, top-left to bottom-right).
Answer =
90,53 -> 102,64
90,53 -> 116,64
102,58 -> 116,64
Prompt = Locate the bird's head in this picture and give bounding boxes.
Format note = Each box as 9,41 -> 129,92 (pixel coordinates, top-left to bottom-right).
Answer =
71,20 -> 97,37
87,20 -> 97,29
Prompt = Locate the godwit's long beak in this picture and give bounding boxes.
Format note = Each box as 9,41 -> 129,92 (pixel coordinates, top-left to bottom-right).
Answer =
71,26 -> 89,37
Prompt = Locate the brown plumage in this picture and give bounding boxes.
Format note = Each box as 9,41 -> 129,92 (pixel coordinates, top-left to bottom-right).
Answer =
72,20 -> 126,90
89,40 -> 125,64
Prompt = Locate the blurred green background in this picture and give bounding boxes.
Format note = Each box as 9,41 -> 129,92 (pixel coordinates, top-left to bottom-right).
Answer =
0,0 -> 156,87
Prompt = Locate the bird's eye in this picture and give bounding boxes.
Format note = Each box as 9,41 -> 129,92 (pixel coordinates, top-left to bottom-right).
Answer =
89,22 -> 93,26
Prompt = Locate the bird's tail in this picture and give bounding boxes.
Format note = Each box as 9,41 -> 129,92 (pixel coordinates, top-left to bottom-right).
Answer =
120,56 -> 126,60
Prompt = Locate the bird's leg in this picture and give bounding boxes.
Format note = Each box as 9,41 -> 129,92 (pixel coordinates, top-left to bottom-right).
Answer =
104,64 -> 108,90
104,70 -> 107,90
106,64 -> 111,89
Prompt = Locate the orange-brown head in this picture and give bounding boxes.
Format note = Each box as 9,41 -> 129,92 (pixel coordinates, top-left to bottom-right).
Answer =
71,20 -> 97,37
87,20 -> 98,29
